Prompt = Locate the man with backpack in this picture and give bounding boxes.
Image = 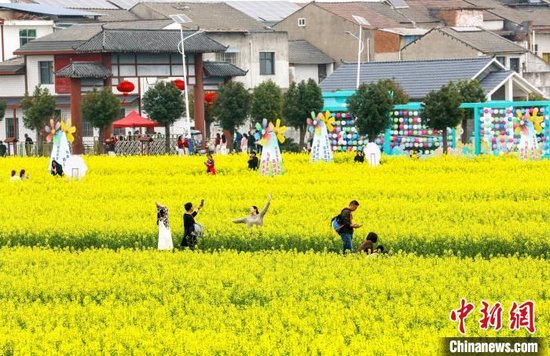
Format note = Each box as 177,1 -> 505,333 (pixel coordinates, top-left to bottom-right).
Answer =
332,200 -> 362,253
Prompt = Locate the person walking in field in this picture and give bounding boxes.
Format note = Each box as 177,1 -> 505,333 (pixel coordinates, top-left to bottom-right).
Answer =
156,202 -> 173,250
332,200 -> 362,253
181,199 -> 205,250
232,194 -> 271,228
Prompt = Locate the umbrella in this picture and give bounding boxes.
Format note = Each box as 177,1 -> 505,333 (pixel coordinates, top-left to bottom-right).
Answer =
112,111 -> 159,128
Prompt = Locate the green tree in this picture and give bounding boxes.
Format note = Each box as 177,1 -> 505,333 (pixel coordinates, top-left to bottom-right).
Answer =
214,81 -> 251,142
82,87 -> 121,154
456,80 -> 485,144
21,86 -> 56,155
377,78 -> 409,104
528,92 -> 545,101
347,79 -> 403,142
142,81 -> 184,153
0,99 -> 6,123
422,82 -> 462,154
251,80 -> 282,122
283,79 -> 323,148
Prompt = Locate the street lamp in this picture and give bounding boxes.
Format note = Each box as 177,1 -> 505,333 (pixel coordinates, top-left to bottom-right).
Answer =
346,15 -> 370,90
170,14 -> 203,138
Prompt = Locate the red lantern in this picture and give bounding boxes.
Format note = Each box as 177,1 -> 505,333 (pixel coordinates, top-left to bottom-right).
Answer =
205,92 -> 217,104
173,79 -> 185,91
117,80 -> 135,105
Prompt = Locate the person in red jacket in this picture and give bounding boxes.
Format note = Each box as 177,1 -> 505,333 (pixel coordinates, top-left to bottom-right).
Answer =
204,153 -> 216,175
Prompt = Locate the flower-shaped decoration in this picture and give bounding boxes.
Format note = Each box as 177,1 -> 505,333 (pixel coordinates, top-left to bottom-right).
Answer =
254,118 -> 272,146
272,118 -> 286,144
515,109 -> 544,135
60,119 -> 76,143
320,111 -> 335,132
45,119 -> 61,143
307,112 -> 322,134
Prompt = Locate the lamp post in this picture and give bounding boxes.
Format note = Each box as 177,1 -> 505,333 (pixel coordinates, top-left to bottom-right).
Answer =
170,14 -> 203,138
347,15 -> 370,90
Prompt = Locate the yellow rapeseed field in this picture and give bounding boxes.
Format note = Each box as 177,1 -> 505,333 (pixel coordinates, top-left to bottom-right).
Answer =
0,154 -> 548,255
0,248 -> 547,355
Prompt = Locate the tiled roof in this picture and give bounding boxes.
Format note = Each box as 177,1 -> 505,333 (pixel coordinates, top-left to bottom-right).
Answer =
320,57 -> 495,98
203,61 -> 247,77
95,9 -> 141,22
77,29 -> 227,53
26,0 -> 118,10
437,27 -> 527,54
56,62 -> 112,78
134,2 -> 271,32
479,70 -> 514,93
14,21 -> 209,54
464,0 -> 550,27
0,57 -> 25,75
289,40 -> 333,65
225,1 -> 301,23
0,3 -> 99,16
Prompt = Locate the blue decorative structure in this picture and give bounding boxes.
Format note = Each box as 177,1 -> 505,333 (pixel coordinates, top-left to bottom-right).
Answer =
323,92 -> 550,158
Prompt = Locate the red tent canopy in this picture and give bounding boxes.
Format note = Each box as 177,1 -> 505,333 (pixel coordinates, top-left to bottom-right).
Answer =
112,111 -> 159,128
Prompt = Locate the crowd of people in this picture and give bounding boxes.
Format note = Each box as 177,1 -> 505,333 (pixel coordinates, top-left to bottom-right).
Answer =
155,196 -> 385,255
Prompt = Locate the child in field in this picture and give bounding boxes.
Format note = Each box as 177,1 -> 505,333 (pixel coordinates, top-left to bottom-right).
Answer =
357,232 -> 379,254
205,153 -> 216,175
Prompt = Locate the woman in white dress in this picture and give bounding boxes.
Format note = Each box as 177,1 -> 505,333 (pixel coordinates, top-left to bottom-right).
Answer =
156,202 -> 173,250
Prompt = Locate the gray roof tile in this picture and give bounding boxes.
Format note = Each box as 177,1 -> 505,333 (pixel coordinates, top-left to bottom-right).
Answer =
437,27 -> 527,54
56,62 -> 112,78
0,3 -> 99,16
203,61 -> 247,77
479,70 -> 513,93
95,9 -> 141,22
225,1 -> 301,23
0,57 -> 25,74
320,57 -> 495,98
77,29 -> 227,53
134,2 -> 271,32
289,40 -> 333,64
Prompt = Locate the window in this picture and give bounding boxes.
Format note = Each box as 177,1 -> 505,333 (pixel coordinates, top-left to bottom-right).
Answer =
509,57 -> 520,73
215,52 -> 238,65
318,64 -> 327,82
496,56 -> 506,66
298,18 -> 306,27
259,52 -> 275,75
543,53 -> 550,63
5,117 -> 18,138
39,61 -> 54,84
83,119 -> 94,137
19,29 -> 36,47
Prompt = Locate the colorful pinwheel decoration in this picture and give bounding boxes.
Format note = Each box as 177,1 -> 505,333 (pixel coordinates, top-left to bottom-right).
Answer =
254,118 -> 271,146
60,119 -> 76,143
515,109 -> 544,135
320,111 -> 335,132
45,118 -> 61,143
254,119 -> 286,146
272,118 -> 286,144
307,112 -> 322,135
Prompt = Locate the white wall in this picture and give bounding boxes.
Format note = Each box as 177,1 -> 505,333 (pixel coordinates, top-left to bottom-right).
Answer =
0,75 -> 25,96
1,20 -> 54,61
534,32 -> 550,59
207,32 -> 289,90
482,20 -> 504,31
291,64 -> 318,84
26,54 -> 55,93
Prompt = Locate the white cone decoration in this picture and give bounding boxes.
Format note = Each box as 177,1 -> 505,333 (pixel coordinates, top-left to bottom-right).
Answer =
308,111 -> 334,163
255,118 -> 286,176
65,155 -> 88,179
364,142 -> 381,166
